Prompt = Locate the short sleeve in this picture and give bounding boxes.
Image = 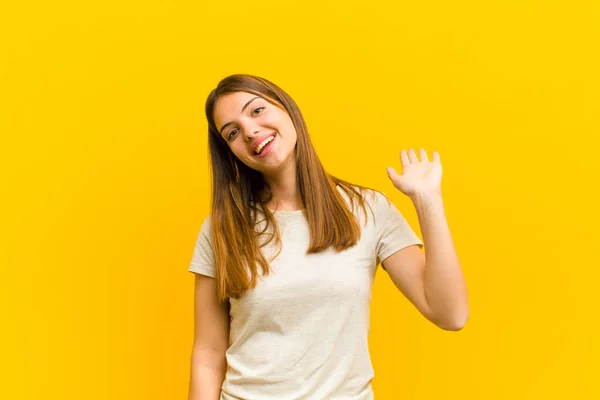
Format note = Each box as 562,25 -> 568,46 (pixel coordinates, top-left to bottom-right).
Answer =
188,215 -> 217,278
372,191 -> 423,266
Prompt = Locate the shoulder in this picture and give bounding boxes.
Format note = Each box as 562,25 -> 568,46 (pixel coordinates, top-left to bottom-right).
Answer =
201,213 -> 212,228
369,189 -> 393,208
335,182 -> 376,200
199,214 -> 213,240
335,183 -> 388,206
333,183 -> 390,224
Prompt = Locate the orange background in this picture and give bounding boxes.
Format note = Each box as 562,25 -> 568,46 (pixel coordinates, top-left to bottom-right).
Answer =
1,1 -> 599,398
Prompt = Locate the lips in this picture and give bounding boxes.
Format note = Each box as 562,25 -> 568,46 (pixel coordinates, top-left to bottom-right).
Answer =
252,132 -> 277,153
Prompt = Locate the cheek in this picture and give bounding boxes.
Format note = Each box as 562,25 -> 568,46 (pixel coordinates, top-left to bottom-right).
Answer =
229,144 -> 247,160
278,116 -> 296,138
287,124 -> 298,144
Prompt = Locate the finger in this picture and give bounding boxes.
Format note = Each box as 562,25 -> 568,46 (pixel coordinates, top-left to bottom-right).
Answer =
432,151 -> 441,163
386,166 -> 401,181
408,148 -> 419,163
419,148 -> 430,162
400,150 -> 410,167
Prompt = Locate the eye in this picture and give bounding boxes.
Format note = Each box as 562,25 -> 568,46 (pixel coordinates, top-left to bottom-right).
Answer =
253,106 -> 265,115
227,129 -> 238,140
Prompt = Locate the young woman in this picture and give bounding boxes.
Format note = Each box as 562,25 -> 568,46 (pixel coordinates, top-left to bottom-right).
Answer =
188,74 -> 469,400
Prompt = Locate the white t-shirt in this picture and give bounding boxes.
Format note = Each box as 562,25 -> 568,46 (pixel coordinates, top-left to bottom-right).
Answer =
189,188 -> 423,400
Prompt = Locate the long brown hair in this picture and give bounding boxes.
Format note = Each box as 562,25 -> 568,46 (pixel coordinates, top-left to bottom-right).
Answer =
205,74 -> 378,302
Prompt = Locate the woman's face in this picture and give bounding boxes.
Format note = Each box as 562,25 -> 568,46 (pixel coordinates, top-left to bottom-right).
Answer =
213,91 -> 297,175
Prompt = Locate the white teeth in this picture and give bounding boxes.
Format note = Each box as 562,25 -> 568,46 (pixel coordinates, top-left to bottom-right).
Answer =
255,135 -> 275,154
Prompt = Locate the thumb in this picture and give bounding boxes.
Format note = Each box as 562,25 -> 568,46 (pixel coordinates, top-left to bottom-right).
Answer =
386,166 -> 401,182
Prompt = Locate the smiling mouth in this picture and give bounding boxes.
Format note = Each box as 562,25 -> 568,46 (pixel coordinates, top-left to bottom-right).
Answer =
254,133 -> 276,155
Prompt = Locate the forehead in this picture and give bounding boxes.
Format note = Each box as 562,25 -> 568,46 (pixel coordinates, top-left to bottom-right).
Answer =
213,91 -> 263,127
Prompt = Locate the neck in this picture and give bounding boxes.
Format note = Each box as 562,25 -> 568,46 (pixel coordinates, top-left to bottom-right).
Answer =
262,157 -> 302,211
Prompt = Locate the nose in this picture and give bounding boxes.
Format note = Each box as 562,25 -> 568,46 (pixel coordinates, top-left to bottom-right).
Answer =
244,126 -> 261,141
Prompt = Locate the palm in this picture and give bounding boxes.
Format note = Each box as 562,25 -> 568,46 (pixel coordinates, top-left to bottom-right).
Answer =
386,148 -> 443,197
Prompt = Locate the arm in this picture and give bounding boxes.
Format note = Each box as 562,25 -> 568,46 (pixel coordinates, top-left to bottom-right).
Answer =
188,274 -> 230,400
383,148 -> 469,331
382,192 -> 469,331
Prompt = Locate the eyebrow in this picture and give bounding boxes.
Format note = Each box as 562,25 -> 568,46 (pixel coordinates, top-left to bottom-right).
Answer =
218,96 -> 262,136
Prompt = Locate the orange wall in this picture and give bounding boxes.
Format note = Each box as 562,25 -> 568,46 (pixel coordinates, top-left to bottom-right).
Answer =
1,1 -> 598,398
